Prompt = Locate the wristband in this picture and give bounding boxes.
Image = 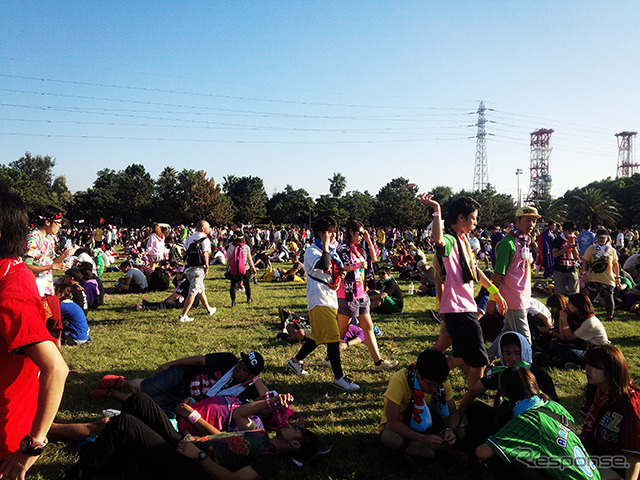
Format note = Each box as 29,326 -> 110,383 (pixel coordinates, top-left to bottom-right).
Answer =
562,326 -> 570,331
488,284 -> 499,295
432,212 -> 440,217
188,410 -> 202,424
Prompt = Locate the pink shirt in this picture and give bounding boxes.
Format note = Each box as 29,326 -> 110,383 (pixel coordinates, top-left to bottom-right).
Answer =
440,234 -> 477,314
497,235 -> 531,310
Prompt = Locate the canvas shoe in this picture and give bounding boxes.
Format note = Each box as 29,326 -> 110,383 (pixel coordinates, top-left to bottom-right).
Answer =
374,359 -> 399,372
428,309 -> 441,325
178,314 -> 195,323
287,358 -> 308,377
333,375 -> 360,392
207,307 -> 217,316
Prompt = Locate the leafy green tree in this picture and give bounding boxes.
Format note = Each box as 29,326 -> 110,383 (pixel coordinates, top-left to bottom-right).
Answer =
535,195 -> 567,224
9,152 -> 56,189
182,170 -> 232,225
566,188 -> 620,228
328,172 -> 347,198
117,164 -> 154,226
153,167 -> 183,224
71,169 -> 120,223
375,178 -> 427,228
50,175 -> 73,211
341,190 -> 376,225
223,176 -> 268,224
314,195 -> 348,225
0,166 -> 47,212
267,185 -> 314,225
428,185 -> 454,205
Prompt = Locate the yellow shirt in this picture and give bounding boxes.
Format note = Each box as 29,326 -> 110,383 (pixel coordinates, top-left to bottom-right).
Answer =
583,245 -> 618,286
378,369 -> 453,432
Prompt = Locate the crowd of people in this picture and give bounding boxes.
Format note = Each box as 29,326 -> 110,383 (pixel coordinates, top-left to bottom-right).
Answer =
1,180 -> 639,480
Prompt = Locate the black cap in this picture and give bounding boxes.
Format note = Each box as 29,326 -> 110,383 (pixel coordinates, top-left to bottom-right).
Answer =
240,351 -> 264,375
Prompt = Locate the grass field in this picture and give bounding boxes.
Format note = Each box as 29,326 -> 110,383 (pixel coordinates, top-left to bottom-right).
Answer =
32,261 -> 640,480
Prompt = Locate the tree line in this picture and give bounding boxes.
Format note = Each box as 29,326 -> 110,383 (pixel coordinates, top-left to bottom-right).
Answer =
2,153 -> 639,229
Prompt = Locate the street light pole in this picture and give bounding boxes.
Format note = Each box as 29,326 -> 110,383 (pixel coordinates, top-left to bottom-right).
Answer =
515,169 -> 523,208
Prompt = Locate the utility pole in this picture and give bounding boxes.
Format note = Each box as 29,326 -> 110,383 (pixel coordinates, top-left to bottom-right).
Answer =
472,101 -> 488,192
515,168 -> 523,207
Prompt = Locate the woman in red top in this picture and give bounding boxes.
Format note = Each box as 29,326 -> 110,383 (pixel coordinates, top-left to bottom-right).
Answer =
581,344 -> 640,480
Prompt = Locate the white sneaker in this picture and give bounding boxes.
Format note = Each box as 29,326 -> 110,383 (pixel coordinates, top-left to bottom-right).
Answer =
287,358 -> 308,377
322,358 -> 332,368
178,315 -> 194,323
207,307 -> 217,316
333,375 -> 360,392
374,359 -> 399,372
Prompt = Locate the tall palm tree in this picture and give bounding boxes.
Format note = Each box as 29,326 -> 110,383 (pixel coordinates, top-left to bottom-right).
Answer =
536,195 -> 567,224
328,172 -> 347,198
571,187 -> 620,228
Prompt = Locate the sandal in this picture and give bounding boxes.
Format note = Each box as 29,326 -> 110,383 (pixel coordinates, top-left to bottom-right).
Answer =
88,388 -> 114,400
98,375 -> 125,389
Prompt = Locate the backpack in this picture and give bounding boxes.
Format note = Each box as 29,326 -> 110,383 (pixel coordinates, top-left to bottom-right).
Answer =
149,267 -> 171,291
184,238 -> 207,267
229,245 -> 246,276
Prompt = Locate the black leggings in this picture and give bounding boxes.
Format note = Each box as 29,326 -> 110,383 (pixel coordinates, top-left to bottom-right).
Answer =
75,394 -> 199,480
296,340 -> 344,379
230,273 -> 251,302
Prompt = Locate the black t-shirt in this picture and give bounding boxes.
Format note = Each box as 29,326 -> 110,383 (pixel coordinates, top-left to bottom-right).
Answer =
552,236 -> 576,272
379,277 -> 403,309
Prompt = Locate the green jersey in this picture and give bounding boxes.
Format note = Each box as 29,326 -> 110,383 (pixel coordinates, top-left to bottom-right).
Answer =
487,400 -> 600,480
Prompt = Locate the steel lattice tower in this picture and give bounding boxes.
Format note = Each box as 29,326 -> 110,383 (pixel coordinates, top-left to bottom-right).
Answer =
615,131 -> 638,177
526,128 -> 554,204
472,101 -> 488,192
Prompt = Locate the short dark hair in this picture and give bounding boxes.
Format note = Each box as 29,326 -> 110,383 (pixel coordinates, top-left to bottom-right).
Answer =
415,349 -> 449,384
499,332 -> 522,350
120,260 -> 131,270
65,268 -> 84,283
34,205 -> 63,227
0,182 -> 29,259
562,221 -> 576,232
445,196 -> 480,230
568,292 -> 594,318
582,223 -> 591,230
312,216 -> 337,237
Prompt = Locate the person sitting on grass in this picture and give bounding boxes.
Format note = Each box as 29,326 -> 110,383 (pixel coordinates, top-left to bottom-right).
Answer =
369,267 -> 403,314
60,392 -> 318,480
55,283 -> 90,346
115,260 -> 148,293
379,349 -> 465,464
90,351 -> 269,413
134,269 -> 199,311
475,367 -> 600,480
453,332 -> 558,446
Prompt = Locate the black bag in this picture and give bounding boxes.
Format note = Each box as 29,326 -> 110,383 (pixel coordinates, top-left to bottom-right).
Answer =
184,238 -> 207,267
149,267 -> 171,291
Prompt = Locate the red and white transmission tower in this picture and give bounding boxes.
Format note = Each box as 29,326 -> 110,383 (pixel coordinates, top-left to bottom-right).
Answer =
615,131 -> 638,178
526,128 -> 554,205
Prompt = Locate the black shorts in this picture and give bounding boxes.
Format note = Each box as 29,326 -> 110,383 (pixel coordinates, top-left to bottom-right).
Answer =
443,312 -> 489,368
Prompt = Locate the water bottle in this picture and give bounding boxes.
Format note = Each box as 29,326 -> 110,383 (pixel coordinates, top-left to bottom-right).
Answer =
408,282 -> 414,295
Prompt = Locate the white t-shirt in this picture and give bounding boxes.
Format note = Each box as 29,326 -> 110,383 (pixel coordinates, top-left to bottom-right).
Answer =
304,243 -> 338,310
574,315 -> 609,347
616,232 -> 625,248
528,298 -> 553,327
184,232 -> 212,254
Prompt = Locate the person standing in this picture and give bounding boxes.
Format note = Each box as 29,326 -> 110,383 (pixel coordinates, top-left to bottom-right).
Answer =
541,221 -> 557,279
336,220 -> 397,372
417,194 -> 506,387
490,206 -> 540,349
225,234 -> 257,306
581,229 -> 620,322
552,221 -> 580,295
179,220 -> 216,322
0,184 -> 69,480
287,216 -> 359,391
576,223 -> 596,258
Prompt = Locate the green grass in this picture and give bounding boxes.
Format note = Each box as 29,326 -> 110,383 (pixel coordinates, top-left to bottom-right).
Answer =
32,263 -> 640,480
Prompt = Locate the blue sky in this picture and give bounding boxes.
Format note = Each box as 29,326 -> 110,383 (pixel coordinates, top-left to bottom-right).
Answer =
1,1 -> 639,202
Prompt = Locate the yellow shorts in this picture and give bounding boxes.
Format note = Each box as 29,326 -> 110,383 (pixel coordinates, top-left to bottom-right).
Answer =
308,306 -> 340,344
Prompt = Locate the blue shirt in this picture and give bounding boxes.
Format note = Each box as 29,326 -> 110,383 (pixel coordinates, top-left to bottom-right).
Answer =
60,300 -> 89,341
576,230 -> 596,258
